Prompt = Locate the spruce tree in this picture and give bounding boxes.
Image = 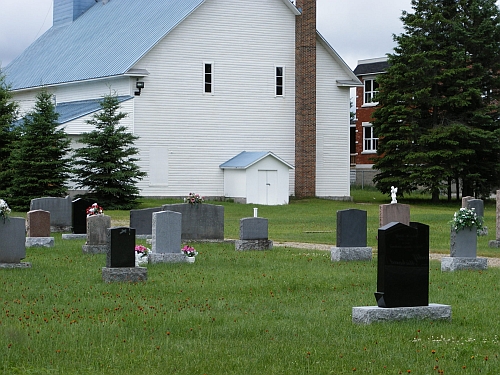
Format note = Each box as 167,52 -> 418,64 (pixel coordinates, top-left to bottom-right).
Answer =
72,94 -> 146,209
8,90 -> 72,210
0,68 -> 19,197
373,0 -> 500,201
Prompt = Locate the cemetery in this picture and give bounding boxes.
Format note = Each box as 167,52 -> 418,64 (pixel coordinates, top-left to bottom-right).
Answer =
1,191 -> 500,374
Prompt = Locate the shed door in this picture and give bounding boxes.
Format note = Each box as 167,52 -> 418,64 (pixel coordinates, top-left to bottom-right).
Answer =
258,170 -> 278,205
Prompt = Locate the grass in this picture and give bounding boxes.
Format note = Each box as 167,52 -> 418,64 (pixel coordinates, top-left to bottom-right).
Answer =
1,190 -> 500,374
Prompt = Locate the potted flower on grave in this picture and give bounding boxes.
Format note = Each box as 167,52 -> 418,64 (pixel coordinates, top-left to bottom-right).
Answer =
0,199 -> 11,224
86,203 -> 104,217
134,245 -> 150,266
184,193 -> 204,205
181,245 -> 198,263
450,207 -> 484,235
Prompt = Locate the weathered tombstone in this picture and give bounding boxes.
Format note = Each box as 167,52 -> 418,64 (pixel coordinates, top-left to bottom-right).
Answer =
489,190 -> 500,248
331,209 -> 372,261
379,203 -> 410,227
130,207 -> 163,237
235,217 -> 273,251
72,198 -> 94,235
149,211 -> 187,263
375,222 -> 429,308
161,203 -> 224,240
461,196 -> 474,208
25,210 -> 54,248
30,196 -> 72,232
102,227 -> 147,282
0,217 -> 31,268
352,221 -> 451,324
82,215 -> 111,254
464,198 -> 487,236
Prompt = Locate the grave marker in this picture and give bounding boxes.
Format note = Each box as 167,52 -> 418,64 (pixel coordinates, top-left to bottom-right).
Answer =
331,209 -> 372,261
82,214 -> 111,254
30,196 -> 72,231
26,210 -> 54,248
0,217 -> 31,268
235,217 -> 273,251
149,211 -> 187,263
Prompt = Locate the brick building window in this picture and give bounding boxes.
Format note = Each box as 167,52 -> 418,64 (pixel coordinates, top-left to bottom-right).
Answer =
364,78 -> 379,104
204,62 -> 213,94
363,122 -> 378,152
275,66 -> 284,96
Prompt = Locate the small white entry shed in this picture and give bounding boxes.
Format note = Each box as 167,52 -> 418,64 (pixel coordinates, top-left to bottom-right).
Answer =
219,151 -> 294,205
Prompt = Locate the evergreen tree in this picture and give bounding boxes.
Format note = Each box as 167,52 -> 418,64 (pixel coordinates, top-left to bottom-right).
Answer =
0,68 -> 19,197
8,90 -> 72,210
373,0 -> 500,201
72,94 -> 146,209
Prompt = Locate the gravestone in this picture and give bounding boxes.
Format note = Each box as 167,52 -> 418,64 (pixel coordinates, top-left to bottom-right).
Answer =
331,209 -> 372,261
72,198 -> 94,235
25,210 -> 54,248
375,222 -> 429,308
0,217 -> 31,268
30,196 -> 72,232
379,203 -> 410,227
102,227 -> 147,282
149,211 -> 187,263
82,215 -> 111,254
489,190 -> 500,248
235,217 -> 273,251
130,207 -> 163,237
161,203 -> 224,240
464,198 -> 487,236
461,196 -> 474,208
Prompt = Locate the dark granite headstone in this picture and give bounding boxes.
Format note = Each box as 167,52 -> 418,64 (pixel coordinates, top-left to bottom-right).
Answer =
130,207 -> 163,235
72,198 -> 94,234
106,227 -> 136,268
161,203 -> 224,240
337,209 -> 367,247
375,222 -> 429,308
240,217 -> 268,240
30,196 -> 72,230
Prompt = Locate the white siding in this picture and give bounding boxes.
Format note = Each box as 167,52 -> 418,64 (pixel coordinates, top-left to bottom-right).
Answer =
131,0 -> 297,197
316,40 -> 351,198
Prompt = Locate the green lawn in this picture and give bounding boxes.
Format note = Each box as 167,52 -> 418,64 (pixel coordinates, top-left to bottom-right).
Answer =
1,191 -> 499,374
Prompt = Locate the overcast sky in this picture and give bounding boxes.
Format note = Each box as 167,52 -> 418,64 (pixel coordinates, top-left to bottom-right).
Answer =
1,0 -> 499,70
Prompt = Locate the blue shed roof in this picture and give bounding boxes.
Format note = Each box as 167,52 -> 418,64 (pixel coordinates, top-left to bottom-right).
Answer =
56,96 -> 133,124
4,0 -> 205,90
220,151 -> 294,170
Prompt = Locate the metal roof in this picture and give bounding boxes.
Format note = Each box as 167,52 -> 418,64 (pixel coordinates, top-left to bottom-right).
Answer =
220,151 -> 294,170
353,59 -> 390,76
56,96 -> 133,124
4,0 -> 205,90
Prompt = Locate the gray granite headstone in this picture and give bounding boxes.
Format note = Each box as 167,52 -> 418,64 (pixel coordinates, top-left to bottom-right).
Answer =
152,211 -> 182,254
26,210 -> 51,237
0,217 -> 28,264
130,207 -> 163,236
161,203 -> 224,240
30,196 -> 72,231
450,227 -> 477,257
465,199 -> 484,218
379,203 -> 410,227
82,215 -> 111,254
337,209 -> 367,247
240,217 -> 268,240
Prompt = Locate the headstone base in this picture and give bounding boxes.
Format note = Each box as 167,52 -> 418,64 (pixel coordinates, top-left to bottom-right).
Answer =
25,237 -> 55,248
149,253 -> 190,264
489,240 -> 500,248
136,235 -> 152,240
235,239 -> 273,251
102,267 -> 147,283
0,262 -> 32,269
51,225 -> 72,233
331,247 -> 372,261
441,257 -> 487,271
352,303 -> 451,324
82,245 -> 108,254
62,234 -> 87,240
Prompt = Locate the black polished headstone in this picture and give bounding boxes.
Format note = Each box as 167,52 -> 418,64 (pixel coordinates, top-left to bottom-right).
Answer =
72,198 -> 94,234
337,209 -> 367,247
375,222 -> 429,308
106,227 -> 136,268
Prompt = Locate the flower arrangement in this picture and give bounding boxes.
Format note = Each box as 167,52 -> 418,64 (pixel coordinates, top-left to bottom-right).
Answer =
184,193 -> 204,205
135,245 -> 150,257
181,245 -> 197,257
450,207 -> 484,235
0,199 -> 11,223
86,203 -> 103,216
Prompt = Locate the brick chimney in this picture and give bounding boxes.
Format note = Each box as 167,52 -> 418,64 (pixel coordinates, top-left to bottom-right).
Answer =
295,0 -> 316,198
53,0 -> 96,27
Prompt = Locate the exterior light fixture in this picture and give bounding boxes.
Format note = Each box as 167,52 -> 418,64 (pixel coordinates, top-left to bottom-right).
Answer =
135,81 -> 145,96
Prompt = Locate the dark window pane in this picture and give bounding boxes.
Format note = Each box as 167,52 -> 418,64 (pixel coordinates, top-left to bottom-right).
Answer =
276,86 -> 283,96
276,77 -> 283,86
205,64 -> 211,74
205,83 -> 211,93
276,67 -> 283,76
